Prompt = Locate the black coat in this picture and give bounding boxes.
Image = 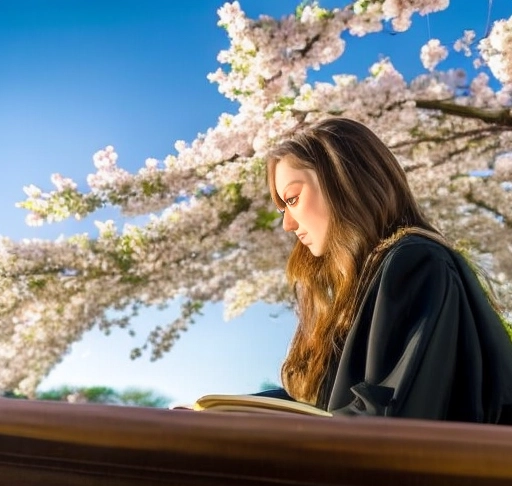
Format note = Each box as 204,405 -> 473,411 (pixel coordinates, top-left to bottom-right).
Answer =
317,235 -> 512,423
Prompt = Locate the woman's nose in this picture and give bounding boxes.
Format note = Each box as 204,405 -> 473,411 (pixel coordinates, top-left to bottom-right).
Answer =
282,210 -> 298,232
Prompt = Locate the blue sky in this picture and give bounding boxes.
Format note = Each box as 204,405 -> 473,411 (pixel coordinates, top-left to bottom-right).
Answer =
1,0 -> 510,405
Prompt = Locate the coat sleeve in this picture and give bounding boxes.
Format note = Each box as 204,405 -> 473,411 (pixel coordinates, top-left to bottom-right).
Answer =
331,242 -> 476,420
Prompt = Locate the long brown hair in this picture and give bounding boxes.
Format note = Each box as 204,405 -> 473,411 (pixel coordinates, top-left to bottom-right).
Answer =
266,117 -> 440,404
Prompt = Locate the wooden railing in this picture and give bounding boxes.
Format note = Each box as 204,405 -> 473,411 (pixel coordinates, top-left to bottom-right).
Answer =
1,397 -> 512,485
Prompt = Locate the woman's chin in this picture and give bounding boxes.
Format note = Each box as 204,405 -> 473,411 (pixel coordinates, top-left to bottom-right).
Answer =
308,245 -> 325,257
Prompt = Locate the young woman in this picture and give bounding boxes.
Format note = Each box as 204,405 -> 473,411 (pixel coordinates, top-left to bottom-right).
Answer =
265,117 -> 512,423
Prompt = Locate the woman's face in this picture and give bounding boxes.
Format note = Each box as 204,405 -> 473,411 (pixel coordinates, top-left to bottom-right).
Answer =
274,155 -> 330,257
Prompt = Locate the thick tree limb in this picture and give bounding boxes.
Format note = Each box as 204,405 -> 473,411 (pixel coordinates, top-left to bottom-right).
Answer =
416,99 -> 512,126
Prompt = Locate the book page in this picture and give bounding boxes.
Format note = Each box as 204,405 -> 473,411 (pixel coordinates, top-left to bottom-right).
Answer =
193,394 -> 332,417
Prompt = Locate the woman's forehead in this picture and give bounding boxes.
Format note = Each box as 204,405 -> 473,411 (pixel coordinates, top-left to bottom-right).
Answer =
275,157 -> 317,194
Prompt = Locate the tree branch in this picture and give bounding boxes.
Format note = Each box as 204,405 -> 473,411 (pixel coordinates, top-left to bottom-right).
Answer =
389,125 -> 509,149
415,99 -> 512,126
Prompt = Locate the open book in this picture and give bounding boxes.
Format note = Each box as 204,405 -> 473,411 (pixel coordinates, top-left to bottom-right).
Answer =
192,394 -> 333,417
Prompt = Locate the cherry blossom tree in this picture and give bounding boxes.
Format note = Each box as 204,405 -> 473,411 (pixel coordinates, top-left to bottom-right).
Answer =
1,0 -> 511,396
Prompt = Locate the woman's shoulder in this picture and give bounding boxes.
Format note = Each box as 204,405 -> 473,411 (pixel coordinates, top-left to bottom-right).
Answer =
384,234 -> 455,266
362,233 -> 460,302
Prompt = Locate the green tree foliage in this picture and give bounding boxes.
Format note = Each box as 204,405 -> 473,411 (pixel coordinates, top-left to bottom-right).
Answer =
259,380 -> 281,392
26,385 -> 170,408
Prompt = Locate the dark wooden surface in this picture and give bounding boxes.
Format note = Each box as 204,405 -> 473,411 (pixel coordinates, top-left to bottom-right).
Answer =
1,397 -> 512,485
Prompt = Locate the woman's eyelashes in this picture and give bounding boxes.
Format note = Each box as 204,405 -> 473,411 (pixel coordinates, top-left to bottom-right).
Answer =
275,195 -> 299,214
286,196 -> 299,207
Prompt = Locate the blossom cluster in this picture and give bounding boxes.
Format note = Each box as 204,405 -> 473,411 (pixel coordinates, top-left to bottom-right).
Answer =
454,30 -> 476,57
352,0 -> 449,33
420,39 -> 448,71
479,15 -> 512,85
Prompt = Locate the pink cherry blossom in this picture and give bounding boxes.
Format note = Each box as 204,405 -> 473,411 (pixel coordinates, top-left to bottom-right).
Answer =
420,39 -> 448,71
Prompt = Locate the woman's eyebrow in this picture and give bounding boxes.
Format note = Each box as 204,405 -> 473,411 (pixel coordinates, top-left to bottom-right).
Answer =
282,179 -> 304,191
278,179 -> 304,198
